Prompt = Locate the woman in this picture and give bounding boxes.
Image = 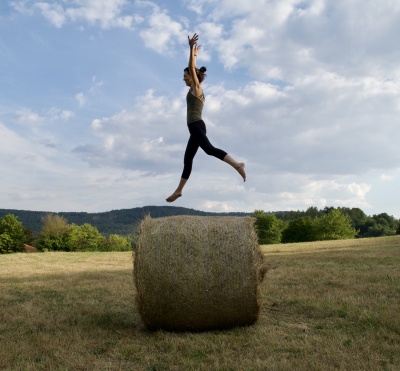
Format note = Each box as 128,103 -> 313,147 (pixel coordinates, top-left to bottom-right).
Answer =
166,33 -> 246,203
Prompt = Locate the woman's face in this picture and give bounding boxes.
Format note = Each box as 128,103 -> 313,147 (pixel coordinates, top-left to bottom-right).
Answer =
183,70 -> 192,86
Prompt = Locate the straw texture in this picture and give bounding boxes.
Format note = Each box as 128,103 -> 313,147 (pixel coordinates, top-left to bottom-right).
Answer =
134,215 -> 265,331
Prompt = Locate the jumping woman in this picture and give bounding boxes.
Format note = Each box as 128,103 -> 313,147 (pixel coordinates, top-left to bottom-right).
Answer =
166,33 -> 246,203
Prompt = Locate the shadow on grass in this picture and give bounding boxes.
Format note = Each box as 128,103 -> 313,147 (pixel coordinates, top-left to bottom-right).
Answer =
1,269 -> 144,333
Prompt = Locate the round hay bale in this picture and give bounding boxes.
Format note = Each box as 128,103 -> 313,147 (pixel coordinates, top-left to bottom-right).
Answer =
134,215 -> 265,331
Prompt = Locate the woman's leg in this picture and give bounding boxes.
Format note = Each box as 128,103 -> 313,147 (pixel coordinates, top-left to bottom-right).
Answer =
190,121 -> 246,181
223,154 -> 246,182
166,135 -> 199,202
166,120 -> 246,202
182,135 -> 200,180
188,120 -> 227,160
166,178 -> 187,202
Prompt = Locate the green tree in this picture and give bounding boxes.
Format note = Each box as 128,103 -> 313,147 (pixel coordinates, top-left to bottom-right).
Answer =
374,213 -> 398,230
339,207 -> 368,237
358,213 -> 398,237
304,206 -> 320,219
23,227 -> 35,246
0,214 -> 26,254
252,210 -> 286,244
66,223 -> 105,252
364,224 -> 388,237
39,214 -> 71,251
274,210 -> 305,222
314,209 -> 357,241
281,216 -> 316,243
372,213 -> 397,236
104,234 -> 132,252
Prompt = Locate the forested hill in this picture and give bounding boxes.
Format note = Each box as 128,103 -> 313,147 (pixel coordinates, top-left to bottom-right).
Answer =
0,206 -> 251,236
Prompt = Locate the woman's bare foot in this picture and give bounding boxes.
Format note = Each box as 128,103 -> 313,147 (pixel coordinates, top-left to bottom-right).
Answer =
166,191 -> 182,202
235,163 -> 246,182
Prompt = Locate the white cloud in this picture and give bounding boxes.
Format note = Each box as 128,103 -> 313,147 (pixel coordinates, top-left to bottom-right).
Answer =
0,121 -> 166,212
65,0 -> 133,29
0,121 -> 64,172
89,76 -> 104,94
74,69 -> 400,180
190,0 -> 400,86
66,73 -> 394,213
34,2 -> 66,27
380,174 -> 393,182
75,92 -> 86,107
14,0 -> 138,29
74,77 -> 104,108
46,108 -> 75,121
73,89 -> 186,170
0,122 -> 151,212
17,109 -> 45,125
16,108 -> 74,125
0,122 -> 32,156
139,5 -> 187,54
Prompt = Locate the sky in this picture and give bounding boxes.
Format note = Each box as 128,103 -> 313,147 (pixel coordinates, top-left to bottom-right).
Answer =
1,0 -> 400,217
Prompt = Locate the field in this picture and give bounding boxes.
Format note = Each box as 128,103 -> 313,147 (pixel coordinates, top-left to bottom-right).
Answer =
0,236 -> 399,370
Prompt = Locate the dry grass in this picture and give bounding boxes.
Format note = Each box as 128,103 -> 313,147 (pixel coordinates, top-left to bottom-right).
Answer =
0,236 -> 399,370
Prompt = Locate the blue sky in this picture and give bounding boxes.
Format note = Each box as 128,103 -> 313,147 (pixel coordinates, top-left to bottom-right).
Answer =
1,0 -> 400,217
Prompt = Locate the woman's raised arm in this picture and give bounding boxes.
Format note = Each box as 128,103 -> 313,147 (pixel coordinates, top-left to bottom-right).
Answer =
188,33 -> 202,92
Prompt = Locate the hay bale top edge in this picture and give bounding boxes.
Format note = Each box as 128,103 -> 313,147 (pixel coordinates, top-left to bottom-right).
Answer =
139,214 -> 256,223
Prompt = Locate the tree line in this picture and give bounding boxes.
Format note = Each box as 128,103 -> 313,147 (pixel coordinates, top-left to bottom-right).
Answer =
1,206 -> 399,253
0,206 -> 249,236
0,213 -> 132,254
254,207 -> 400,244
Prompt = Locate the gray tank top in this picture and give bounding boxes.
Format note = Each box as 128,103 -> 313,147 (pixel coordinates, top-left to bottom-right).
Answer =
186,90 -> 205,124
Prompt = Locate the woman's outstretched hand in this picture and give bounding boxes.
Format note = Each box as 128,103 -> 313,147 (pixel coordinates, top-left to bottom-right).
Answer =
188,33 -> 201,57
193,44 -> 201,56
188,33 -> 199,48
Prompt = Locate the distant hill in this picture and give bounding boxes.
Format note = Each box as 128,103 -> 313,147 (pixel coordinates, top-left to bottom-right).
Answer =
0,206 -> 251,236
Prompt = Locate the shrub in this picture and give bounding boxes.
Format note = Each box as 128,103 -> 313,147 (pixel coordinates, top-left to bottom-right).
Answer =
281,216 -> 316,243
66,223 -> 106,252
38,214 -> 71,251
314,209 -> 357,241
104,234 -> 132,251
252,210 -> 286,244
0,214 -> 26,254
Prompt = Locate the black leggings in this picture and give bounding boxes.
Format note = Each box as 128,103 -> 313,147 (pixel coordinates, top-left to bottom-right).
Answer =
181,120 -> 227,180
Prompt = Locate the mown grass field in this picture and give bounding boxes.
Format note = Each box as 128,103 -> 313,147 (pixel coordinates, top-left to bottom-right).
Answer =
0,236 -> 399,370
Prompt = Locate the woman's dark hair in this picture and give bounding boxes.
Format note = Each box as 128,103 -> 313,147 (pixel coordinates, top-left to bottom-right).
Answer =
184,66 -> 207,83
